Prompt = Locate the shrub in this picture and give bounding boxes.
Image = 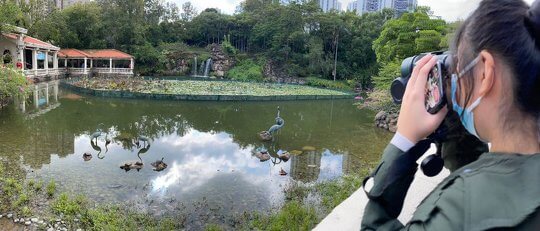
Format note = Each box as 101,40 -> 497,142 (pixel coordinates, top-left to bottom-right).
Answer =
0,66 -> 29,101
226,59 -> 264,82
221,34 -> 237,56
373,61 -> 401,90
305,77 -> 351,91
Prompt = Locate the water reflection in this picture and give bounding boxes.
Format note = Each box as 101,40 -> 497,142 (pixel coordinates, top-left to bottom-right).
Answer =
16,80 -> 60,115
0,86 -> 393,226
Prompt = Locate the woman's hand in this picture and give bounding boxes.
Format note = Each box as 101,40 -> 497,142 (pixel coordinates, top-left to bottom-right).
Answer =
397,54 -> 448,144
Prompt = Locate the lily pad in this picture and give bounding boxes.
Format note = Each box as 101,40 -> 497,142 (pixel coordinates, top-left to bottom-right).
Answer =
302,146 -> 316,151
289,150 -> 303,156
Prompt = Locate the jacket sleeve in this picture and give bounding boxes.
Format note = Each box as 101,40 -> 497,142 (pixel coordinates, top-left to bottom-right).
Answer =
360,143 -> 417,230
361,143 -> 466,231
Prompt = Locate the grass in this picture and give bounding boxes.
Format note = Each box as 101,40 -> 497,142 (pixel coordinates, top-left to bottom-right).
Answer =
249,201 -> 318,231
305,77 -> 352,91
0,157 -> 376,230
46,180 -> 56,198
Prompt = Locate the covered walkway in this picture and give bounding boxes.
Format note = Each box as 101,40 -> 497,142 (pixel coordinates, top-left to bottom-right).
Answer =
58,48 -> 134,76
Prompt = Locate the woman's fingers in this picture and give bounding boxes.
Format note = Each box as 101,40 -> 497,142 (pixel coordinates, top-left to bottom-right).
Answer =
414,56 -> 438,93
407,54 -> 433,94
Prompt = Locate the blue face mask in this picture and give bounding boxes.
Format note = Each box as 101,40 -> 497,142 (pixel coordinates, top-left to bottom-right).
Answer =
451,56 -> 482,138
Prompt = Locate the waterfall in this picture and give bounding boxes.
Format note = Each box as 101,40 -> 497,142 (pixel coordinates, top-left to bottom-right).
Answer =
192,56 -> 198,76
199,61 -> 205,76
204,58 -> 212,77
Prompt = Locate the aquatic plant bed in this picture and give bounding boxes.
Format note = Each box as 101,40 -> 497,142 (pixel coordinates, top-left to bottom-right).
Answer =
62,77 -> 352,101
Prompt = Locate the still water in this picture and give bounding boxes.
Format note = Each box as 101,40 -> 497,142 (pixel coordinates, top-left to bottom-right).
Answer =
0,81 -> 391,226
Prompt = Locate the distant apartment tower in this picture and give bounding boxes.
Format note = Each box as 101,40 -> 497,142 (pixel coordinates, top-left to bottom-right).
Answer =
347,1 -> 358,12
319,0 -> 341,12
349,0 -> 417,15
62,0 -> 92,8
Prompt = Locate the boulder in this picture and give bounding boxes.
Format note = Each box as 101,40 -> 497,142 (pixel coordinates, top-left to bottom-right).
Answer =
375,111 -> 387,121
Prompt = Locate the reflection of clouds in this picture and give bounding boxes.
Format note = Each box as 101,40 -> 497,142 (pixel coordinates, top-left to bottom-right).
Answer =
38,126 -> 348,213
318,149 -> 343,181
151,129 -> 266,197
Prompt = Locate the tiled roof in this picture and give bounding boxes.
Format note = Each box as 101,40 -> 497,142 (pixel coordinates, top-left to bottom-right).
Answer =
58,49 -> 133,59
58,49 -> 91,58
2,33 -> 60,50
82,49 -> 134,59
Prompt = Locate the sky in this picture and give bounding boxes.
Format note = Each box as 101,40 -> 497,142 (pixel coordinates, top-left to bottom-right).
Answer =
168,0 -> 536,22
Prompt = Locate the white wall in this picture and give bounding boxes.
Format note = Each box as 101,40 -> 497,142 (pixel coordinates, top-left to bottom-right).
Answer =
0,36 -> 18,64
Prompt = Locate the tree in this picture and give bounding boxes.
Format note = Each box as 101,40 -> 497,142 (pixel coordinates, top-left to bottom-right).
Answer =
372,7 -> 448,90
0,0 -> 24,32
181,2 -> 197,22
373,7 -> 446,65
186,9 -> 231,46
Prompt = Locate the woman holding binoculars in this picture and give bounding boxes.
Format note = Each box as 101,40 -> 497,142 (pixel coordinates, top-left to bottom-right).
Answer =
361,0 -> 540,230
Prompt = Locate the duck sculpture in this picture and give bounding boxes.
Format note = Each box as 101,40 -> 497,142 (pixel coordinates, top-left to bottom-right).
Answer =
82,152 -> 92,161
254,148 -> 271,162
277,150 -> 290,162
120,141 -> 151,172
151,158 -> 168,172
120,161 -> 143,172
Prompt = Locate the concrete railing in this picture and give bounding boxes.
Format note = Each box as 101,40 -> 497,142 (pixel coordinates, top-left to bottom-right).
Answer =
92,68 -> 133,74
24,69 -> 65,77
69,68 -> 86,74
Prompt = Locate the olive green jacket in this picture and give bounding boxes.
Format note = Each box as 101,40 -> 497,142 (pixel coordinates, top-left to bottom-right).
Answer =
361,144 -> 540,230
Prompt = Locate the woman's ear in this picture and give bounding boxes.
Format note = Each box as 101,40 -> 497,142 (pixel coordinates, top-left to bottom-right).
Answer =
478,50 -> 496,97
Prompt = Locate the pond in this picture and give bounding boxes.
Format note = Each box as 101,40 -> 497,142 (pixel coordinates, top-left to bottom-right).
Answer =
0,81 -> 392,228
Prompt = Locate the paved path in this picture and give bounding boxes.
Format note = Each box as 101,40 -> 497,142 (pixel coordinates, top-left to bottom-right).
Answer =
314,145 -> 449,230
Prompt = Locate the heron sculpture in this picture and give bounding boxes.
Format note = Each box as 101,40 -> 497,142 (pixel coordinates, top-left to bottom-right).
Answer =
259,107 -> 285,141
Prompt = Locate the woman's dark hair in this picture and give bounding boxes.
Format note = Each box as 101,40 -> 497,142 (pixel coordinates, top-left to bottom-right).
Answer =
451,0 -> 540,119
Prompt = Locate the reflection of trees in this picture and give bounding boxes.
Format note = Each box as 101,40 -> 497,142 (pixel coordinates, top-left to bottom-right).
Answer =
290,151 -> 322,183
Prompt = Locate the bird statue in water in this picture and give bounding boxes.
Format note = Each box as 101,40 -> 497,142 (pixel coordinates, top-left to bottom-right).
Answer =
120,143 -> 150,172
90,130 -> 102,143
135,136 -> 150,148
259,106 -> 285,141
90,123 -> 105,143
91,139 -> 103,159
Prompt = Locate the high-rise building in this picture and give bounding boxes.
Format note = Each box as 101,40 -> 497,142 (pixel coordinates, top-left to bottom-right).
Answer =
347,1 -> 358,12
349,0 -> 417,15
319,0 -> 341,12
62,0 -> 92,9
391,0 -> 417,15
